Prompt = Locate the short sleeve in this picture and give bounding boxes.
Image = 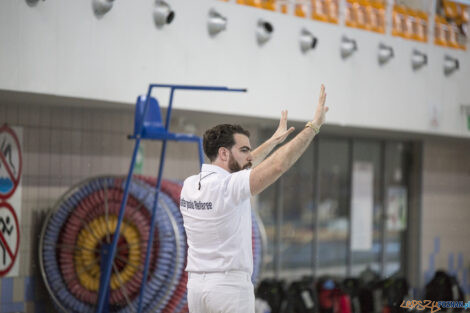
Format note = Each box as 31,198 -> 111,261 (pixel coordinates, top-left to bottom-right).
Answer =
224,169 -> 252,203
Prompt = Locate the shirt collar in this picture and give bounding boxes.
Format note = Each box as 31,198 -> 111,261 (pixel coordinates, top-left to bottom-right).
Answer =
201,164 -> 230,176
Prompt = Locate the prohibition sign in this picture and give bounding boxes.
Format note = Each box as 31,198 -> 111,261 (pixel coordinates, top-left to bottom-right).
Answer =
0,202 -> 20,276
0,124 -> 22,200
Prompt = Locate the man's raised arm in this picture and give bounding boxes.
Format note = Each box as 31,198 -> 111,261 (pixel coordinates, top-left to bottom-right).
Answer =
250,84 -> 329,196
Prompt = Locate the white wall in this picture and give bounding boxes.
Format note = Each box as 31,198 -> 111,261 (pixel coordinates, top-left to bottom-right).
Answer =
0,0 -> 469,137
420,138 -> 470,293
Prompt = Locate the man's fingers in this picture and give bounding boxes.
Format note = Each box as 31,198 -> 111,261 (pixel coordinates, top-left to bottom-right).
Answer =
278,127 -> 295,141
325,106 -> 329,113
279,110 -> 288,128
321,92 -> 326,106
319,84 -> 326,105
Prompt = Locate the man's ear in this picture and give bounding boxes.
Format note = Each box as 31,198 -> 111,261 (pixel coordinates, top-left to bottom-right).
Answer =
218,147 -> 229,162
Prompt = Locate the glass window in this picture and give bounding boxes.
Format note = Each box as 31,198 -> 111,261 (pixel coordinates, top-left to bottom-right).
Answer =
258,181 -> 277,273
384,142 -> 410,276
257,130 -> 278,274
258,128 -> 315,279
257,130 -> 412,280
280,144 -> 314,276
350,140 -> 383,276
316,138 -> 350,276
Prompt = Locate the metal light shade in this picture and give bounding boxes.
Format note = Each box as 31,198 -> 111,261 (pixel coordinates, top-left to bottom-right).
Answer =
256,20 -> 274,45
378,43 -> 394,65
340,36 -> 357,58
93,0 -> 114,16
154,0 -> 175,27
411,50 -> 427,70
444,55 -> 459,76
26,0 -> 40,6
300,29 -> 318,53
208,9 -> 227,36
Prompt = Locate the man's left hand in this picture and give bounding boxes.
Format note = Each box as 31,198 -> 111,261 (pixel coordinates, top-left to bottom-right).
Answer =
271,110 -> 295,144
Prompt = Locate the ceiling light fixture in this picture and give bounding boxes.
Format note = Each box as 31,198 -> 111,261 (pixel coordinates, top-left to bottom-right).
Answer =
256,19 -> 274,45
300,29 -> 318,53
411,50 -> 427,70
208,9 -> 227,36
92,0 -> 114,17
378,43 -> 394,65
444,55 -> 459,76
340,36 -> 357,59
154,0 -> 175,28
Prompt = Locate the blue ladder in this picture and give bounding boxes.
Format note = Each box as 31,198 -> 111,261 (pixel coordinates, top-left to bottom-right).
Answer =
96,84 -> 247,313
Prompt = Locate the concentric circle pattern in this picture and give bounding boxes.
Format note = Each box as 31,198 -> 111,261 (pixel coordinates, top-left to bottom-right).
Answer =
40,175 -> 265,313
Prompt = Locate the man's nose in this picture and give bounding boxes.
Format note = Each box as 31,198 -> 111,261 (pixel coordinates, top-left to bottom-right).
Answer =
247,153 -> 253,161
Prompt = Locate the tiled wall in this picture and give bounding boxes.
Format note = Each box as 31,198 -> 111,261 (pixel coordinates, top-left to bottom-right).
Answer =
421,138 -> 470,295
0,102 -> 143,312
0,99 -> 259,312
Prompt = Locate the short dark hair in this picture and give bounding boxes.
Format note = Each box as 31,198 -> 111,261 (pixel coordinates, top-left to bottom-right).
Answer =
203,124 -> 250,161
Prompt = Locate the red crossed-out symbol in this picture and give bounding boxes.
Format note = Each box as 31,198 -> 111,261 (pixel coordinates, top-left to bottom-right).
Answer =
0,124 -> 22,200
0,202 -> 20,276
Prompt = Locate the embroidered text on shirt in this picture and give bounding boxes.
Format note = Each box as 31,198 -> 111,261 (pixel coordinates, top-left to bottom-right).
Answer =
180,198 -> 213,210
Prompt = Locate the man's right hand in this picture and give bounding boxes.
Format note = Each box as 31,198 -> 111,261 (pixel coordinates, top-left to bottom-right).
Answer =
312,84 -> 329,128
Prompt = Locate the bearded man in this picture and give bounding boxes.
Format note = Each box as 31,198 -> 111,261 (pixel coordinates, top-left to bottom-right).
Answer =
180,85 -> 329,313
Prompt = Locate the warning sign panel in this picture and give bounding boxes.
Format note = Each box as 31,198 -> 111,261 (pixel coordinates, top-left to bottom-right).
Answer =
0,125 -> 22,200
0,202 -> 20,276
0,125 -> 22,277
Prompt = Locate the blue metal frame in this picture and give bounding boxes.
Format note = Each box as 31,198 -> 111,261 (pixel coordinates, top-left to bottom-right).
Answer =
96,84 -> 246,313
99,244 -> 111,313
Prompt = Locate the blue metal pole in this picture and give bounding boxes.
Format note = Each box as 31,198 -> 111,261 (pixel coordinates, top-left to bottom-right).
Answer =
95,89 -> 153,313
164,87 -> 176,127
198,138 -> 204,168
96,137 -> 141,313
99,244 -> 111,313
148,84 -> 247,93
136,87 -> 176,313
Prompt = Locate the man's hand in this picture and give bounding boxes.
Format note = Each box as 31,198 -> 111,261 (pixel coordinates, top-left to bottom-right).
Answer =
250,110 -> 294,167
312,84 -> 329,128
271,110 -> 295,145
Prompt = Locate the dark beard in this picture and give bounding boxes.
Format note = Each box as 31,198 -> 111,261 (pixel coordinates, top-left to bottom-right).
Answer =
228,153 -> 252,173
228,154 -> 242,172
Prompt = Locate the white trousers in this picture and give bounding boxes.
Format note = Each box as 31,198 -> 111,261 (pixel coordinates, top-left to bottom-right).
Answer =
187,271 -> 255,313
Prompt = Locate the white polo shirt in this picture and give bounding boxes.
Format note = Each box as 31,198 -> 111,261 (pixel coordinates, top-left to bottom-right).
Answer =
180,164 -> 253,275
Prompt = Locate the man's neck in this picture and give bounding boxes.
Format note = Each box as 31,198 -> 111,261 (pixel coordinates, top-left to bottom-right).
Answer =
211,160 -> 230,173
